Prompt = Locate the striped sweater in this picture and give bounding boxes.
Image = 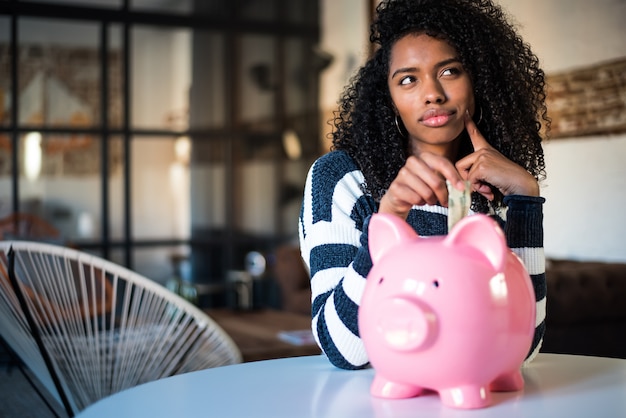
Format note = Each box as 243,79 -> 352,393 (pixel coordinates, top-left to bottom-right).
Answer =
298,150 -> 547,370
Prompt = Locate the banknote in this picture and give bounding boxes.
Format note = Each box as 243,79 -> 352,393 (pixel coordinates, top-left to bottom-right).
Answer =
447,180 -> 471,232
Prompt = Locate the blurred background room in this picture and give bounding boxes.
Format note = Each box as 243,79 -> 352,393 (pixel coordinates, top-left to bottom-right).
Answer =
0,0 -> 624,314
1,1 -> 625,417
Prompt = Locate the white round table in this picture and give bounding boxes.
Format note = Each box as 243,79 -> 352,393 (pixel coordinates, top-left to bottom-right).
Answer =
76,353 -> 626,418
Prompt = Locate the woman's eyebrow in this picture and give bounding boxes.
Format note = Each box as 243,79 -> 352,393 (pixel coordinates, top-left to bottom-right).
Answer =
436,57 -> 462,69
390,57 -> 462,79
390,66 -> 417,79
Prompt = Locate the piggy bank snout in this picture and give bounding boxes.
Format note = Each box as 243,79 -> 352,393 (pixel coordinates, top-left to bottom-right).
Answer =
375,297 -> 437,352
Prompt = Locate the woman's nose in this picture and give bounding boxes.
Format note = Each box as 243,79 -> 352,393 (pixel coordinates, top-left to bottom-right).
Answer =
423,80 -> 445,104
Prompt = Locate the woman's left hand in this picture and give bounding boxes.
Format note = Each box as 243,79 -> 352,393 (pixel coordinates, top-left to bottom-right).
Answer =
455,112 -> 539,200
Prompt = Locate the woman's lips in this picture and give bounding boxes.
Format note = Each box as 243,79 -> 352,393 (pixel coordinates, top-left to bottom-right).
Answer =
420,109 -> 454,127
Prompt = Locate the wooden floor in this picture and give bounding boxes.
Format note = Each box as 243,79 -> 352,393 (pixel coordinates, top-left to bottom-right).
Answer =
204,308 -> 321,362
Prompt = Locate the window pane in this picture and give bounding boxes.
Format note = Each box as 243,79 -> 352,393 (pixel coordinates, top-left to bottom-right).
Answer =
280,159 -> 309,239
108,247 -> 125,270
17,132 -> 101,244
190,136 -> 226,230
131,0 -> 193,15
285,0 -> 318,24
0,136 -> 12,219
109,25 -> 124,129
285,38 -> 308,118
18,18 -> 100,128
189,136 -> 228,281
108,135 -> 125,241
285,38 -> 322,159
239,0 -> 277,21
132,0 -> 230,18
132,26 -> 191,131
0,16 -> 11,218
0,16 -> 10,128
238,35 -> 276,131
234,155 -> 277,236
133,245 -> 189,286
189,31 -> 225,130
189,1 -> 229,18
131,136 -> 190,240
31,0 -> 122,7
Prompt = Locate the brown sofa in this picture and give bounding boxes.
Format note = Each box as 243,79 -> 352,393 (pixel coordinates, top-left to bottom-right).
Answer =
541,259 -> 626,359
272,245 -> 312,316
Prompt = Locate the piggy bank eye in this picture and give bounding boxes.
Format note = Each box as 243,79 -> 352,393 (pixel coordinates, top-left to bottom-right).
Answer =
432,280 -> 439,288
378,277 -> 384,285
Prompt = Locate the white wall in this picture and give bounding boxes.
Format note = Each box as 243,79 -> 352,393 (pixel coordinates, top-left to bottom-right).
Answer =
319,0 -> 370,111
498,0 -> 626,262
320,0 -> 626,262
319,0 -> 370,149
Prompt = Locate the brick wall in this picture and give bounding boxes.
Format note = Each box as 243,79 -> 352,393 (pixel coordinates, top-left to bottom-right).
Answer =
546,57 -> 626,139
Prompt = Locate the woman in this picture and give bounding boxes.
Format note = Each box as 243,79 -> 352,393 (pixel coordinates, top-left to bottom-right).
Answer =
299,0 -> 548,370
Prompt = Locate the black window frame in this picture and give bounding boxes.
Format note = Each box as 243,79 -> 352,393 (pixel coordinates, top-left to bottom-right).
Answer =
0,0 -> 321,293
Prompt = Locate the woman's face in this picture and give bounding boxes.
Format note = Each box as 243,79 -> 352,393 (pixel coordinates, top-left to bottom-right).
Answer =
388,33 -> 475,157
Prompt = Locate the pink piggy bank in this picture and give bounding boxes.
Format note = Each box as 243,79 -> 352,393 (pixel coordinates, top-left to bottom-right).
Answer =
358,213 -> 535,409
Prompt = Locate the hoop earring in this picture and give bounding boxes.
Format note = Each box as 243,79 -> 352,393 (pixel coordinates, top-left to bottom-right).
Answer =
395,115 -> 407,138
475,105 -> 483,126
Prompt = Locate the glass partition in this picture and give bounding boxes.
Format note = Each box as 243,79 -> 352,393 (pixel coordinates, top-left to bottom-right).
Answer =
238,0 -> 277,21
238,35 -> 276,131
0,16 -> 11,218
108,135 -> 125,241
0,16 -> 10,128
189,31 -> 226,130
17,132 -> 101,244
131,0 -> 193,15
1,0 -> 321,308
133,245 -> 190,285
0,141 -> 12,220
285,0 -> 318,25
31,0 -> 122,7
108,24 -> 124,129
131,26 -> 191,131
18,18 -> 100,129
130,135 -> 190,241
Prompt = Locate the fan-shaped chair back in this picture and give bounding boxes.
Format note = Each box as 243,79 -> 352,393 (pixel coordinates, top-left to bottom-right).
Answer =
0,241 -> 242,416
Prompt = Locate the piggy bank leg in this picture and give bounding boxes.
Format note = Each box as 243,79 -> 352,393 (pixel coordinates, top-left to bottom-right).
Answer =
490,369 -> 524,392
439,385 -> 492,409
371,374 -> 424,399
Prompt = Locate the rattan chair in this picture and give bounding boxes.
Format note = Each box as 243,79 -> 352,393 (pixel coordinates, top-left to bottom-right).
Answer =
0,241 -> 242,417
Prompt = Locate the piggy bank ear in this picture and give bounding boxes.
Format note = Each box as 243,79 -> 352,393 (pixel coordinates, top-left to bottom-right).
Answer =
444,214 -> 507,271
369,213 -> 417,263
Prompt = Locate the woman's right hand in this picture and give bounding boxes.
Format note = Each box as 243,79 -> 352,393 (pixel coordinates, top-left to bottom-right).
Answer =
378,153 -> 466,220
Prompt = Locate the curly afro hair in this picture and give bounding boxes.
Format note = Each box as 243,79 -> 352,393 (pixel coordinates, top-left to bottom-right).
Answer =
331,0 -> 548,212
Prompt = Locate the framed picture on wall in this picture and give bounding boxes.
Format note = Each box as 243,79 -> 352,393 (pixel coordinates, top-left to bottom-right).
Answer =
545,57 -> 626,139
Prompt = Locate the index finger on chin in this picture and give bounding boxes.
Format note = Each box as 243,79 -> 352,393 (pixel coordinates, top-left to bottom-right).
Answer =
464,110 -> 490,151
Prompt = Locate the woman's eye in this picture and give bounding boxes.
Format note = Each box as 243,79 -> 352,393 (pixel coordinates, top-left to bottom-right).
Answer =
442,67 -> 460,76
399,76 -> 415,86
